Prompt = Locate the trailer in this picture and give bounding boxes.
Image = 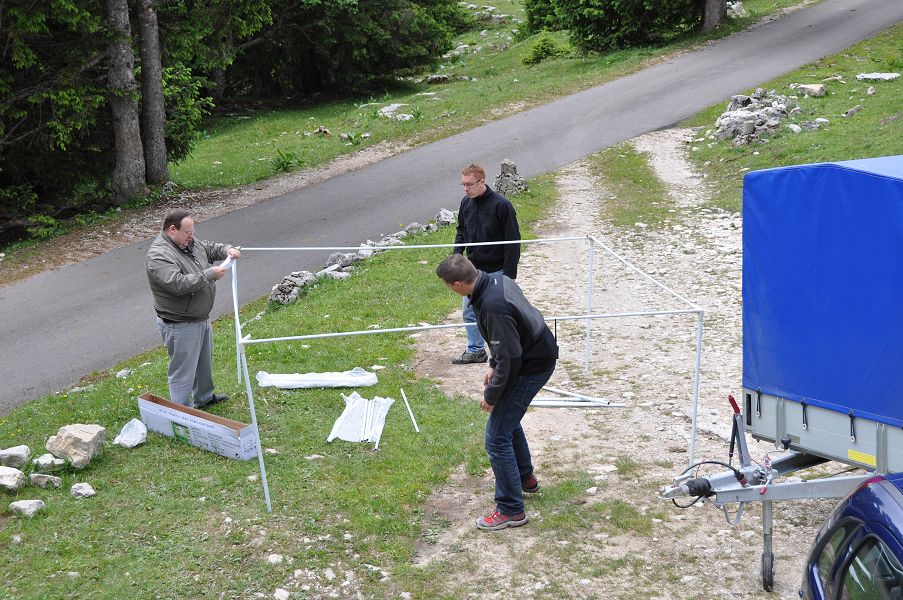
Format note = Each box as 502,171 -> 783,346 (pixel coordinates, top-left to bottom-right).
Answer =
660,155 -> 903,591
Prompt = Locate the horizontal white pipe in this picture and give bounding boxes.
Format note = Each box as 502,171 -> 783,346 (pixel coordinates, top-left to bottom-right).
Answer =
241,236 -> 586,252
239,309 -> 703,346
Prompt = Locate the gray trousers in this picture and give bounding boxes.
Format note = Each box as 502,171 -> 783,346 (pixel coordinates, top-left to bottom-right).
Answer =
156,317 -> 215,407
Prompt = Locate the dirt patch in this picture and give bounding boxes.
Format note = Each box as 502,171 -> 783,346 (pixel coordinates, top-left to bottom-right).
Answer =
409,129 -> 836,598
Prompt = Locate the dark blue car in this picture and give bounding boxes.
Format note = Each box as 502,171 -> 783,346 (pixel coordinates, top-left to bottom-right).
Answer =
801,473 -> 903,599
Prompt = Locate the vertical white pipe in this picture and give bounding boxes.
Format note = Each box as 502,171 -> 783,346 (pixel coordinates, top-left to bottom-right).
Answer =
584,236 -> 595,373
232,260 -> 242,385
240,348 -> 273,512
689,310 -> 704,466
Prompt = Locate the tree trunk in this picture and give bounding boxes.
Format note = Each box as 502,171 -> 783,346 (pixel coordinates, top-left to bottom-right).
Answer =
106,0 -> 148,203
136,0 -> 169,185
701,0 -> 727,33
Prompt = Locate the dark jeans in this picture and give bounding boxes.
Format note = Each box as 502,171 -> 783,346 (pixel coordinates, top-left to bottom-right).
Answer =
484,367 -> 555,515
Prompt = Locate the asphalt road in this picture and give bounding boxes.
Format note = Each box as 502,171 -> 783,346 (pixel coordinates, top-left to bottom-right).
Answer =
2,0 -> 901,414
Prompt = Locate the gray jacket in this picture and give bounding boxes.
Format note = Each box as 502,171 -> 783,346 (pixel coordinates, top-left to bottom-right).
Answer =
145,233 -> 231,322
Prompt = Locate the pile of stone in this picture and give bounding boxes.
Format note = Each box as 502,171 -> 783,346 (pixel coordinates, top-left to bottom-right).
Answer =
494,159 -> 528,197
269,208 -> 457,305
713,72 -> 900,146
3,419 -> 146,518
714,88 -> 801,146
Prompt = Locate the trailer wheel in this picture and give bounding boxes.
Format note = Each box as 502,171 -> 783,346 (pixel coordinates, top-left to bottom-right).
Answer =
761,551 -> 775,592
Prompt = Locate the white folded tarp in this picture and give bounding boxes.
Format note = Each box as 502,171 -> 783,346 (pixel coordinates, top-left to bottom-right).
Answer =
327,392 -> 394,443
256,366 -> 378,389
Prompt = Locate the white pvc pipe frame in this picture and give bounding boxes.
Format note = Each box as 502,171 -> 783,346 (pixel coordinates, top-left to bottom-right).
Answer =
229,235 -> 705,512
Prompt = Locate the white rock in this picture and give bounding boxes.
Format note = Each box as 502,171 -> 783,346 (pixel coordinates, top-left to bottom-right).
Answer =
33,453 -> 66,472
324,567 -> 336,581
786,123 -> 802,134
796,83 -> 826,97
30,473 -> 62,489
9,499 -> 45,518
267,554 -> 284,565
585,486 -> 598,495
116,368 -> 133,378
856,72 -> 900,81
46,424 -> 106,469
304,454 -> 325,460
0,466 -> 26,491
273,590 -> 290,600
0,445 -> 31,468
113,418 -> 147,448
71,482 -> 96,498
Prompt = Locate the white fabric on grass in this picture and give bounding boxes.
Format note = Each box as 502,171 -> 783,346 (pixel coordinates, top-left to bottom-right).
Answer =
256,366 -> 378,389
327,392 -> 394,443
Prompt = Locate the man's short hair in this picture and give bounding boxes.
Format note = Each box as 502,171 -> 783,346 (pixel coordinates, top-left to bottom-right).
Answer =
436,254 -> 478,284
461,163 -> 486,181
163,209 -> 192,231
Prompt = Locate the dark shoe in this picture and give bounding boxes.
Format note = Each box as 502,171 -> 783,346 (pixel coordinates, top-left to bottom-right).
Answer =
196,393 -> 228,409
522,474 -> 541,494
476,510 -> 528,530
452,349 -> 488,364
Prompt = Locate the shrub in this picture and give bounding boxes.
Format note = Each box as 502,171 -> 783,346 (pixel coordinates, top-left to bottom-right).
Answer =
523,33 -> 569,65
524,0 -> 565,34
554,0 -> 704,53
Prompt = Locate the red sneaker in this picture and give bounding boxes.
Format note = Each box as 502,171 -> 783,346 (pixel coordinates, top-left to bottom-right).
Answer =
522,474 -> 541,494
476,510 -> 528,530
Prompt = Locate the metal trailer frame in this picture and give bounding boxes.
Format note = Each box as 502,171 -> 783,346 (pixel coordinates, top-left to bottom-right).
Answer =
227,234 -> 703,512
659,394 -> 880,591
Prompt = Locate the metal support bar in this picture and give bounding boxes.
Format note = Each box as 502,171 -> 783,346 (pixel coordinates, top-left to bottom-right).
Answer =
585,236 -> 595,374
239,344 -> 273,513
714,474 -> 871,503
689,310 -> 704,465
232,261 -> 243,385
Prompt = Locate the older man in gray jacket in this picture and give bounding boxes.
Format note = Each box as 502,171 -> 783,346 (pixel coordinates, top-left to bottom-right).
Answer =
145,209 -> 240,408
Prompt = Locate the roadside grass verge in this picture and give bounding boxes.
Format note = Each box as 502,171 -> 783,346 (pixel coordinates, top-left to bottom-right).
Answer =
171,0 -> 815,189
0,187 -> 552,598
682,21 -> 903,212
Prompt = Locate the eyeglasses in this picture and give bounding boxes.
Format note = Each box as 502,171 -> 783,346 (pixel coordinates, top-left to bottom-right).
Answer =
461,180 -> 483,188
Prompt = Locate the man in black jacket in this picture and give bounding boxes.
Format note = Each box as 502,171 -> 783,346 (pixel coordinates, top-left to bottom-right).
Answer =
436,254 -> 558,530
452,163 -> 521,365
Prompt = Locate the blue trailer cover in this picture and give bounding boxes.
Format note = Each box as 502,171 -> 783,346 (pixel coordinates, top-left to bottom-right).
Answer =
743,156 -> 903,427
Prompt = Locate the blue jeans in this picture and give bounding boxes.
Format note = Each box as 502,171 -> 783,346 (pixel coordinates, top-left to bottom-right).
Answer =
463,270 -> 502,353
484,367 -> 555,515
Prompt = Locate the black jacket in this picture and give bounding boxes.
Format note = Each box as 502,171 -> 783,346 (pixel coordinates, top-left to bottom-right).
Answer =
454,186 -> 520,279
469,271 -> 558,405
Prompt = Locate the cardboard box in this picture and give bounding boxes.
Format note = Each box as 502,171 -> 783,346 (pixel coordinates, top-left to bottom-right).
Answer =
138,393 -> 259,460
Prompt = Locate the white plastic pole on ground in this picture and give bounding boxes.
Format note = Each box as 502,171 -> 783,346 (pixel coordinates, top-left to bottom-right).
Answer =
232,260 -> 242,385
689,310 -> 705,466
542,385 -> 608,403
239,344 -> 273,513
400,388 -> 420,433
585,236 -> 595,373
531,399 -> 621,408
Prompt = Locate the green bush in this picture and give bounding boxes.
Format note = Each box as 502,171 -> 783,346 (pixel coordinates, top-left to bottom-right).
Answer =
161,63 -> 215,164
524,0 -> 565,34
523,32 -> 569,65
554,0 -> 704,52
